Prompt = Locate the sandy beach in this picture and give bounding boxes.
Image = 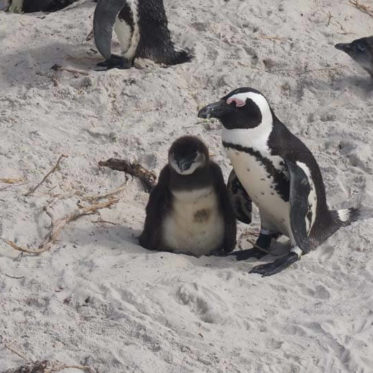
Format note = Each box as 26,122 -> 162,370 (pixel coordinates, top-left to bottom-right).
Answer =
0,0 -> 373,372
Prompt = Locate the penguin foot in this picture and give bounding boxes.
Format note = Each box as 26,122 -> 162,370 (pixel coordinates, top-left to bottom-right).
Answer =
230,248 -> 267,260
96,55 -> 132,71
249,252 -> 299,277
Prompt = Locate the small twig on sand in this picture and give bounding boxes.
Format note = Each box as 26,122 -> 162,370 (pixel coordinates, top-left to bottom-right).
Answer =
24,155 -> 68,197
349,0 -> 373,18
2,199 -> 118,255
4,344 -> 29,362
326,11 -> 333,26
80,183 -> 127,202
86,28 -> 94,41
3,360 -> 94,373
51,64 -> 89,76
3,273 -> 25,280
98,158 -> 157,192
91,219 -> 118,225
0,178 -> 24,184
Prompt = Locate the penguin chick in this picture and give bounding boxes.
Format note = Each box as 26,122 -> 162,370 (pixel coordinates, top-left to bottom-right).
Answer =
335,36 -> 373,77
93,0 -> 192,70
198,87 -> 359,276
139,136 -> 236,257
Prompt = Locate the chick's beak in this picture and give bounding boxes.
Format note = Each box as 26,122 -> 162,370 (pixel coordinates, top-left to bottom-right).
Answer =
335,43 -> 352,53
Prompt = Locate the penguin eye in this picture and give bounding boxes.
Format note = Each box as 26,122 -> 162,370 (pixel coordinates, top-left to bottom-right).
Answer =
227,97 -> 246,108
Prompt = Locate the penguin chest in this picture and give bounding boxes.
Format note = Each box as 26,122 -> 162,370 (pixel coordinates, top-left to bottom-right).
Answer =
162,187 -> 224,256
226,148 -> 291,234
113,0 -> 140,59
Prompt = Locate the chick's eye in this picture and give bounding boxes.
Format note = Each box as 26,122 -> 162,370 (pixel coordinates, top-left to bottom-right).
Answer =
227,97 -> 246,107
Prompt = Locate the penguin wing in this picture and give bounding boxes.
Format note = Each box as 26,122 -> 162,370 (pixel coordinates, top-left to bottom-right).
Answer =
138,166 -> 171,251
210,163 -> 237,253
94,0 -> 127,59
286,160 -> 311,254
226,169 -> 252,224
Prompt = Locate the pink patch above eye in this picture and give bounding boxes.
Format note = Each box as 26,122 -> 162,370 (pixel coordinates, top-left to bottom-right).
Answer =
227,97 -> 246,107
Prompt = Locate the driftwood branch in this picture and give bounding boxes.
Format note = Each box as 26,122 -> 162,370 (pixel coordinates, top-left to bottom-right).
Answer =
98,158 -> 156,192
2,360 -> 94,373
349,0 -> 373,18
24,155 -> 68,197
51,64 -> 89,76
2,199 -> 118,255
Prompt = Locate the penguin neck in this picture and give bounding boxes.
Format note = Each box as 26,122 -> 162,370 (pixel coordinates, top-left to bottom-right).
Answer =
222,111 -> 274,153
169,165 -> 212,192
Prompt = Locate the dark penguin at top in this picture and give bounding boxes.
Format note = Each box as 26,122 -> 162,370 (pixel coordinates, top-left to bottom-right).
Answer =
198,87 -> 359,276
3,0 -> 77,12
139,136 -> 236,257
93,0 -> 192,70
335,36 -> 373,77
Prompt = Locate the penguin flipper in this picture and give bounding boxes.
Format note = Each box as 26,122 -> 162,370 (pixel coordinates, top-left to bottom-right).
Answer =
138,166 -> 171,251
227,169 -> 252,225
210,164 -> 237,254
250,160 -> 311,276
93,0 -> 127,60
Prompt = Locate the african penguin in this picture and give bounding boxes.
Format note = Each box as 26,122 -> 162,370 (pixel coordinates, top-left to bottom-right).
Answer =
198,87 -> 359,276
93,0 -> 192,70
4,0 -> 77,13
335,36 -> 373,77
139,136 -> 236,257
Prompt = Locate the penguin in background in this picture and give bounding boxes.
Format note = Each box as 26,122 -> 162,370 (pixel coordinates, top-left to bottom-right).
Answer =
93,0 -> 192,70
198,87 -> 360,276
335,36 -> 373,78
3,0 -> 77,13
139,136 -> 237,257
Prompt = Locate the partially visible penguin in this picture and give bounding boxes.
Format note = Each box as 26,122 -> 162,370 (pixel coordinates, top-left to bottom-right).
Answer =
139,136 -> 236,257
4,0 -> 77,12
198,87 -> 360,276
93,0 -> 192,70
335,36 -> 373,77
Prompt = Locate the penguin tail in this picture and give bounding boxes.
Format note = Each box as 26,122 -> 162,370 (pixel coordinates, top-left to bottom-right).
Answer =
331,207 -> 360,228
163,49 -> 193,66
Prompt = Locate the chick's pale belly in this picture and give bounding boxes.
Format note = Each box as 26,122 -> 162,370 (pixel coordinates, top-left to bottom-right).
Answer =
161,187 -> 224,256
227,149 -> 291,235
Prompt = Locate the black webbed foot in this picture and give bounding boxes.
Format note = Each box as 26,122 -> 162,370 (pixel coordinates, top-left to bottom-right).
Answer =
230,247 -> 267,260
250,252 -> 299,277
96,55 -> 132,71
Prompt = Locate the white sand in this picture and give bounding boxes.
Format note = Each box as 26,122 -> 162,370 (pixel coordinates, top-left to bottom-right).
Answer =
0,0 -> 373,372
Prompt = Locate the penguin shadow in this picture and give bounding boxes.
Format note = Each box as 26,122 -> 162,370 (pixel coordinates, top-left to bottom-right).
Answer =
1,41 -> 100,88
331,75 -> 373,95
65,223 -> 145,255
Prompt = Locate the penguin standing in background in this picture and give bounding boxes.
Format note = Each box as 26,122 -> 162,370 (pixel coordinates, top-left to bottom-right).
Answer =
198,87 -> 359,276
335,36 -> 373,77
4,0 -> 77,13
93,0 -> 192,70
139,136 -> 236,257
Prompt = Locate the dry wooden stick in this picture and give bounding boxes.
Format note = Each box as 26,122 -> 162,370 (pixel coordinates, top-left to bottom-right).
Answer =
79,183 -> 127,202
3,360 -> 94,373
0,178 -> 24,184
51,64 -> 89,77
98,158 -> 157,192
2,199 -> 118,255
349,0 -> 373,18
24,155 -> 68,197
4,344 -> 29,362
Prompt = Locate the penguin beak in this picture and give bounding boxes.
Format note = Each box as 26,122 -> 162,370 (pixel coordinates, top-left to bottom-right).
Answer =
177,159 -> 193,172
335,43 -> 352,54
198,100 -> 232,119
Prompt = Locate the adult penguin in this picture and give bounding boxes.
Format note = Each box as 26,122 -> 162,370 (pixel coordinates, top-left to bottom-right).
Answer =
93,0 -> 192,70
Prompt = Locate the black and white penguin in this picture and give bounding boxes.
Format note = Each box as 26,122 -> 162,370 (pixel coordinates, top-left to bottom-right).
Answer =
4,0 -> 77,13
335,36 -> 373,77
93,0 -> 192,70
139,136 -> 236,257
198,87 -> 359,276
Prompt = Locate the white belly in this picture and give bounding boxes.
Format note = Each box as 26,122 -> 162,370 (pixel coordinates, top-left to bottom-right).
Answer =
162,187 -> 224,256
113,0 -> 140,59
227,148 -> 291,235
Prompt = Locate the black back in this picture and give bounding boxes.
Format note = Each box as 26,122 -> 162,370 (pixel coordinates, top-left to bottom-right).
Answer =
22,0 -> 76,12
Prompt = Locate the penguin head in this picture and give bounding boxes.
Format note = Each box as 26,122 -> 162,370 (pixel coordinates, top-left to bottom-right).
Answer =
335,37 -> 373,73
168,136 -> 209,175
198,87 -> 272,130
